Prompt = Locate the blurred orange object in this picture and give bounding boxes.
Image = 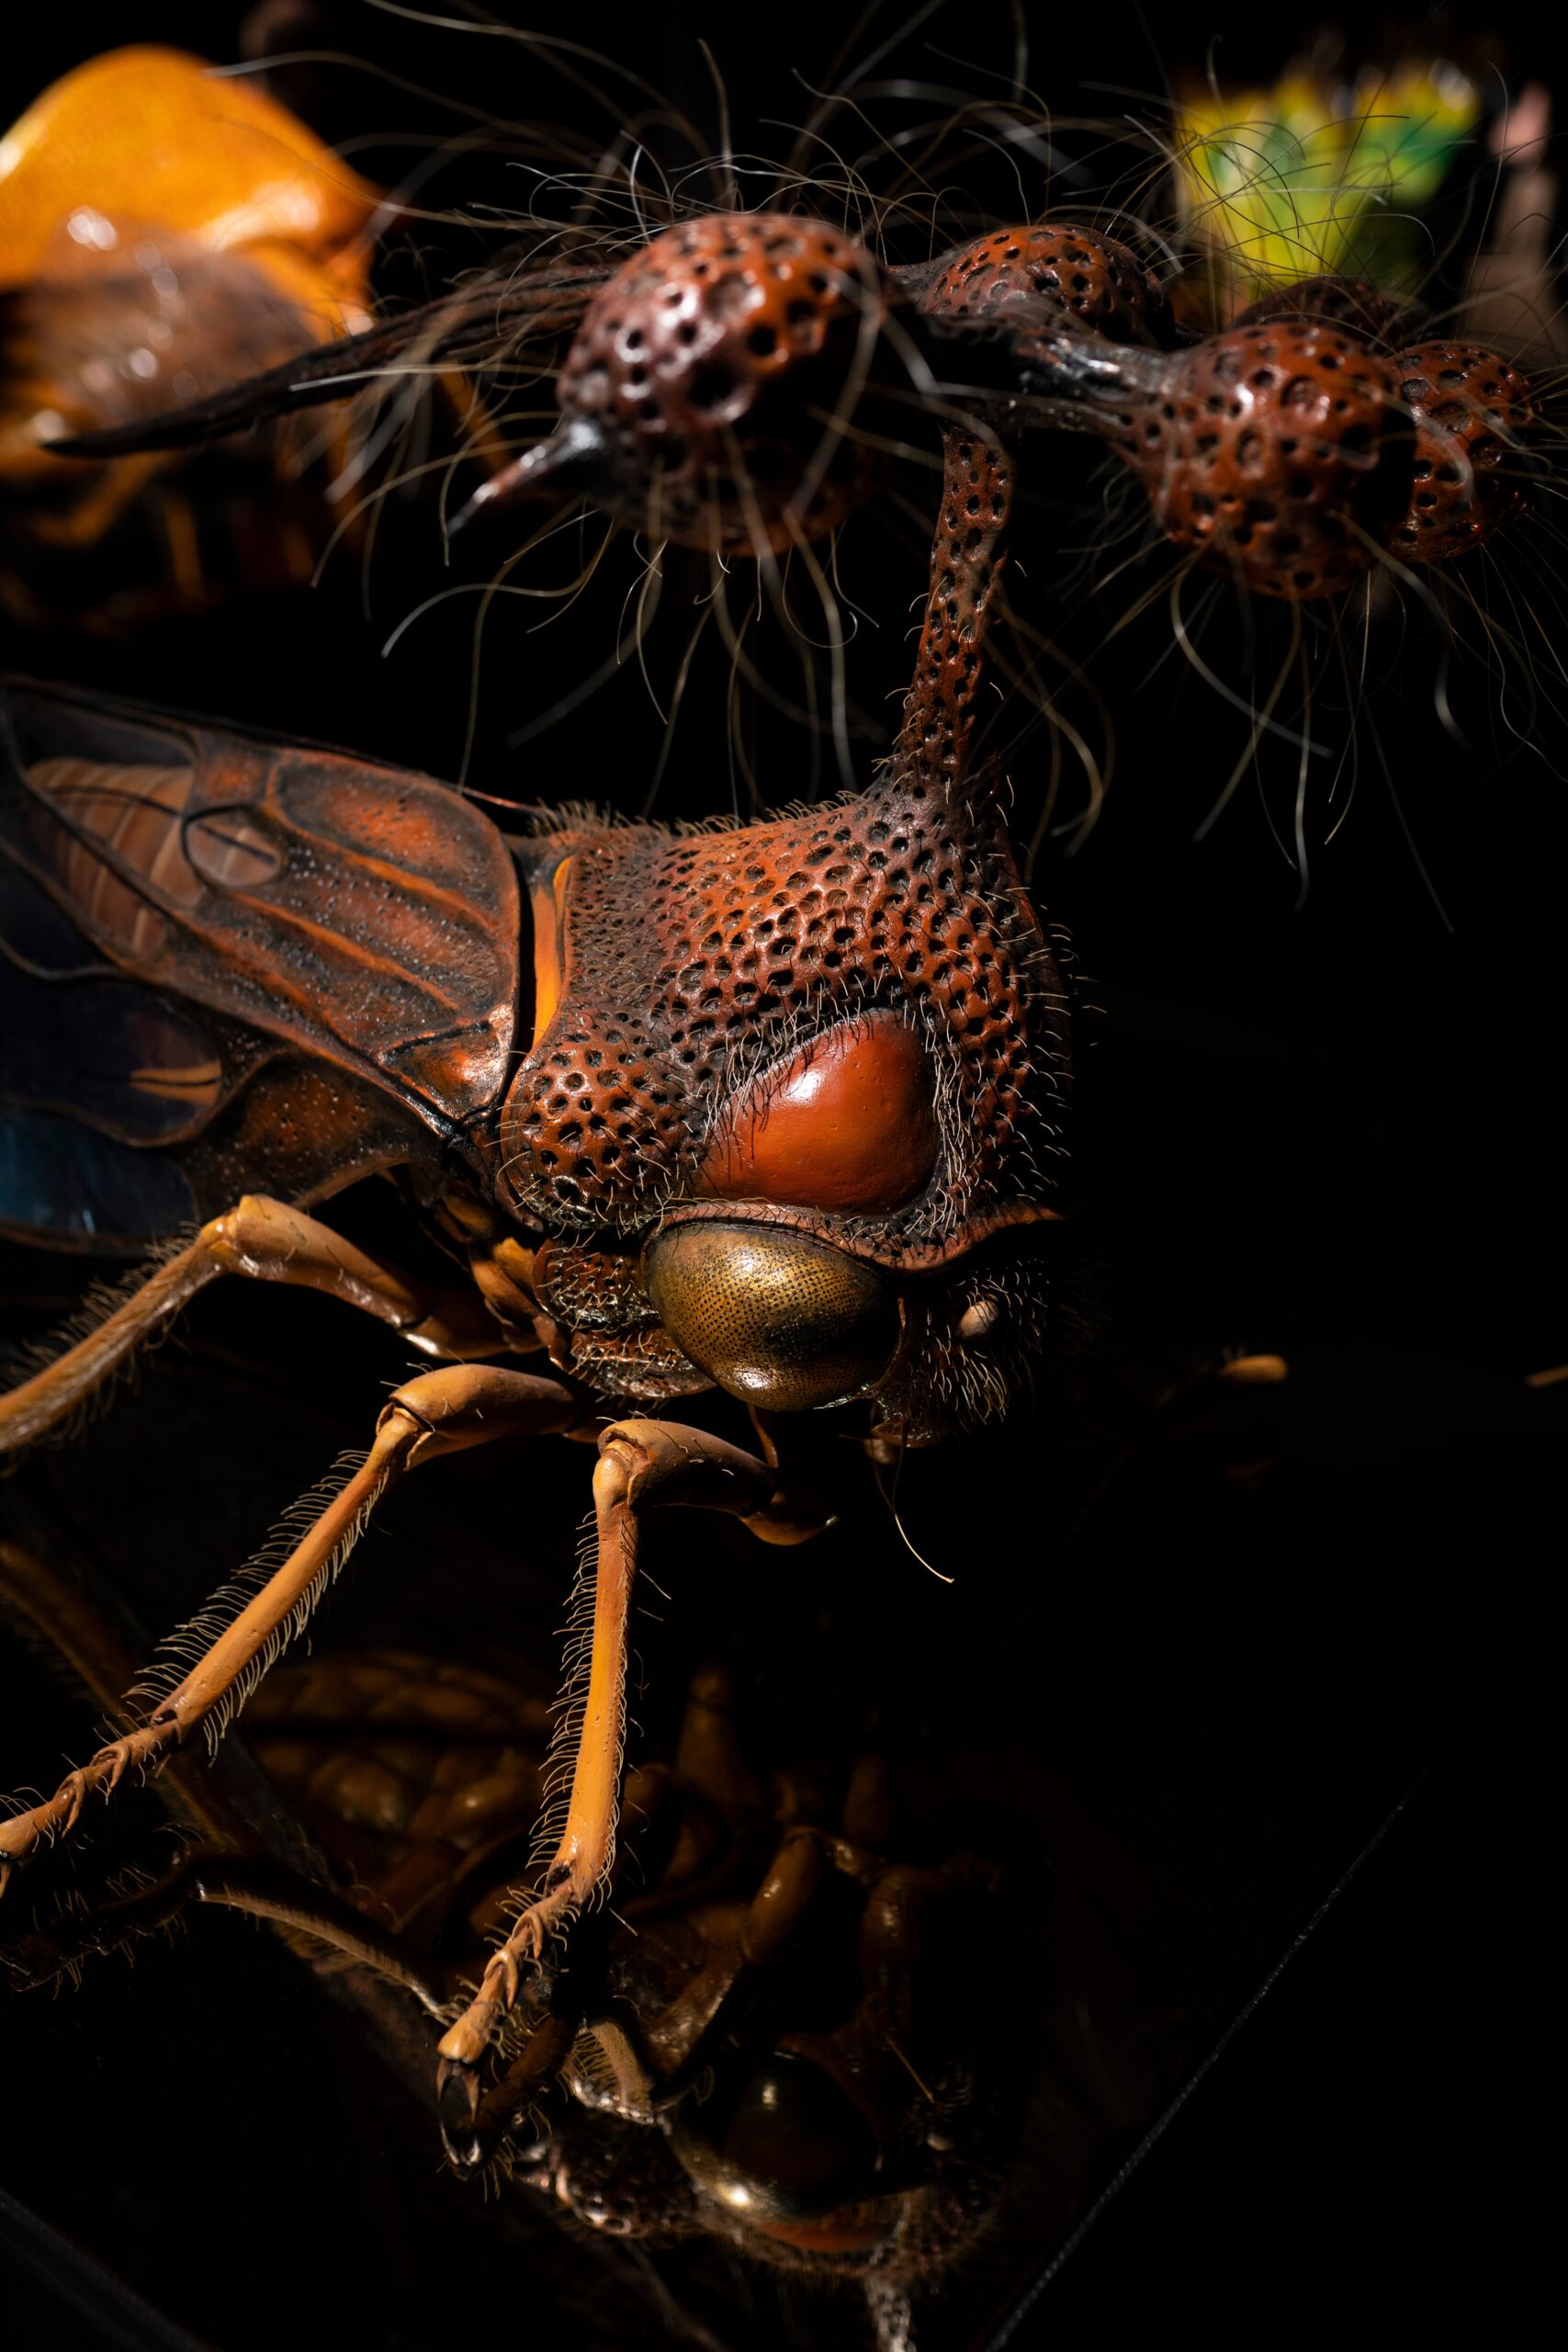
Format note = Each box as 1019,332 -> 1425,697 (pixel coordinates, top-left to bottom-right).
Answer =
0,46 -> 382,617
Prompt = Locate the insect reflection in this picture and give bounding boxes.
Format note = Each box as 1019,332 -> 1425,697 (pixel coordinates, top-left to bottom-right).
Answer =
2,1535 -> 1027,2350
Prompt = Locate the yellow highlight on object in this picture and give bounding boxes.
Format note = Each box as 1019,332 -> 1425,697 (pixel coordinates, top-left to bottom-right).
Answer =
1174,62 -> 1480,305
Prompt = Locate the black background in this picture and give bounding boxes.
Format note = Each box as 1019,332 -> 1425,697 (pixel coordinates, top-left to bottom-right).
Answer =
2,4 -> 1563,2345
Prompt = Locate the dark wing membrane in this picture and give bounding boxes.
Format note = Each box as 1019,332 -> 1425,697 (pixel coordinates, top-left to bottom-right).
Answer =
0,682 -> 520,1250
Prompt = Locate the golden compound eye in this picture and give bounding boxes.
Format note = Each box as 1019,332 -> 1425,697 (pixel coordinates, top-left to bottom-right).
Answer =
697,1011 -> 937,1215
644,1220 -> 899,1411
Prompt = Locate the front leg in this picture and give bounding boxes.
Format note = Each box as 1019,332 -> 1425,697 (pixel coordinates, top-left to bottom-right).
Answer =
436,1419 -> 829,2080
0,1193 -> 506,1461
0,1366 -> 583,1891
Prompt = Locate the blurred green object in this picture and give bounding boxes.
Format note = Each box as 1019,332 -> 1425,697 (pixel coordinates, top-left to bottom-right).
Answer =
1175,62 -> 1480,309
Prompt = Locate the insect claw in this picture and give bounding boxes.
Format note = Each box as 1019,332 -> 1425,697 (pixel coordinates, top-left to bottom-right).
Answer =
435,2055 -> 485,2169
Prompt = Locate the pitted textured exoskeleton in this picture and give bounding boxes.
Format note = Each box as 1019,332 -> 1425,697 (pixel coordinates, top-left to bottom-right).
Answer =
0,213 -> 1082,2117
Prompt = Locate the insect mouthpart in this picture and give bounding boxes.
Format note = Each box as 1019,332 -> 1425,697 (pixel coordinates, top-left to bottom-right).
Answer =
643,1218 -> 901,1413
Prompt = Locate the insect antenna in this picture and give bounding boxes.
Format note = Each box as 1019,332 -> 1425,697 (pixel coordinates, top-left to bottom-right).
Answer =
871,1423 -> 956,1584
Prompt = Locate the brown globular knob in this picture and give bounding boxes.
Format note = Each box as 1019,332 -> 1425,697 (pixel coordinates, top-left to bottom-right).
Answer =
1110,321 -> 1400,599
1384,340 -> 1535,564
922,220 -> 1172,353
548,210 -> 886,553
1231,274 -> 1408,345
